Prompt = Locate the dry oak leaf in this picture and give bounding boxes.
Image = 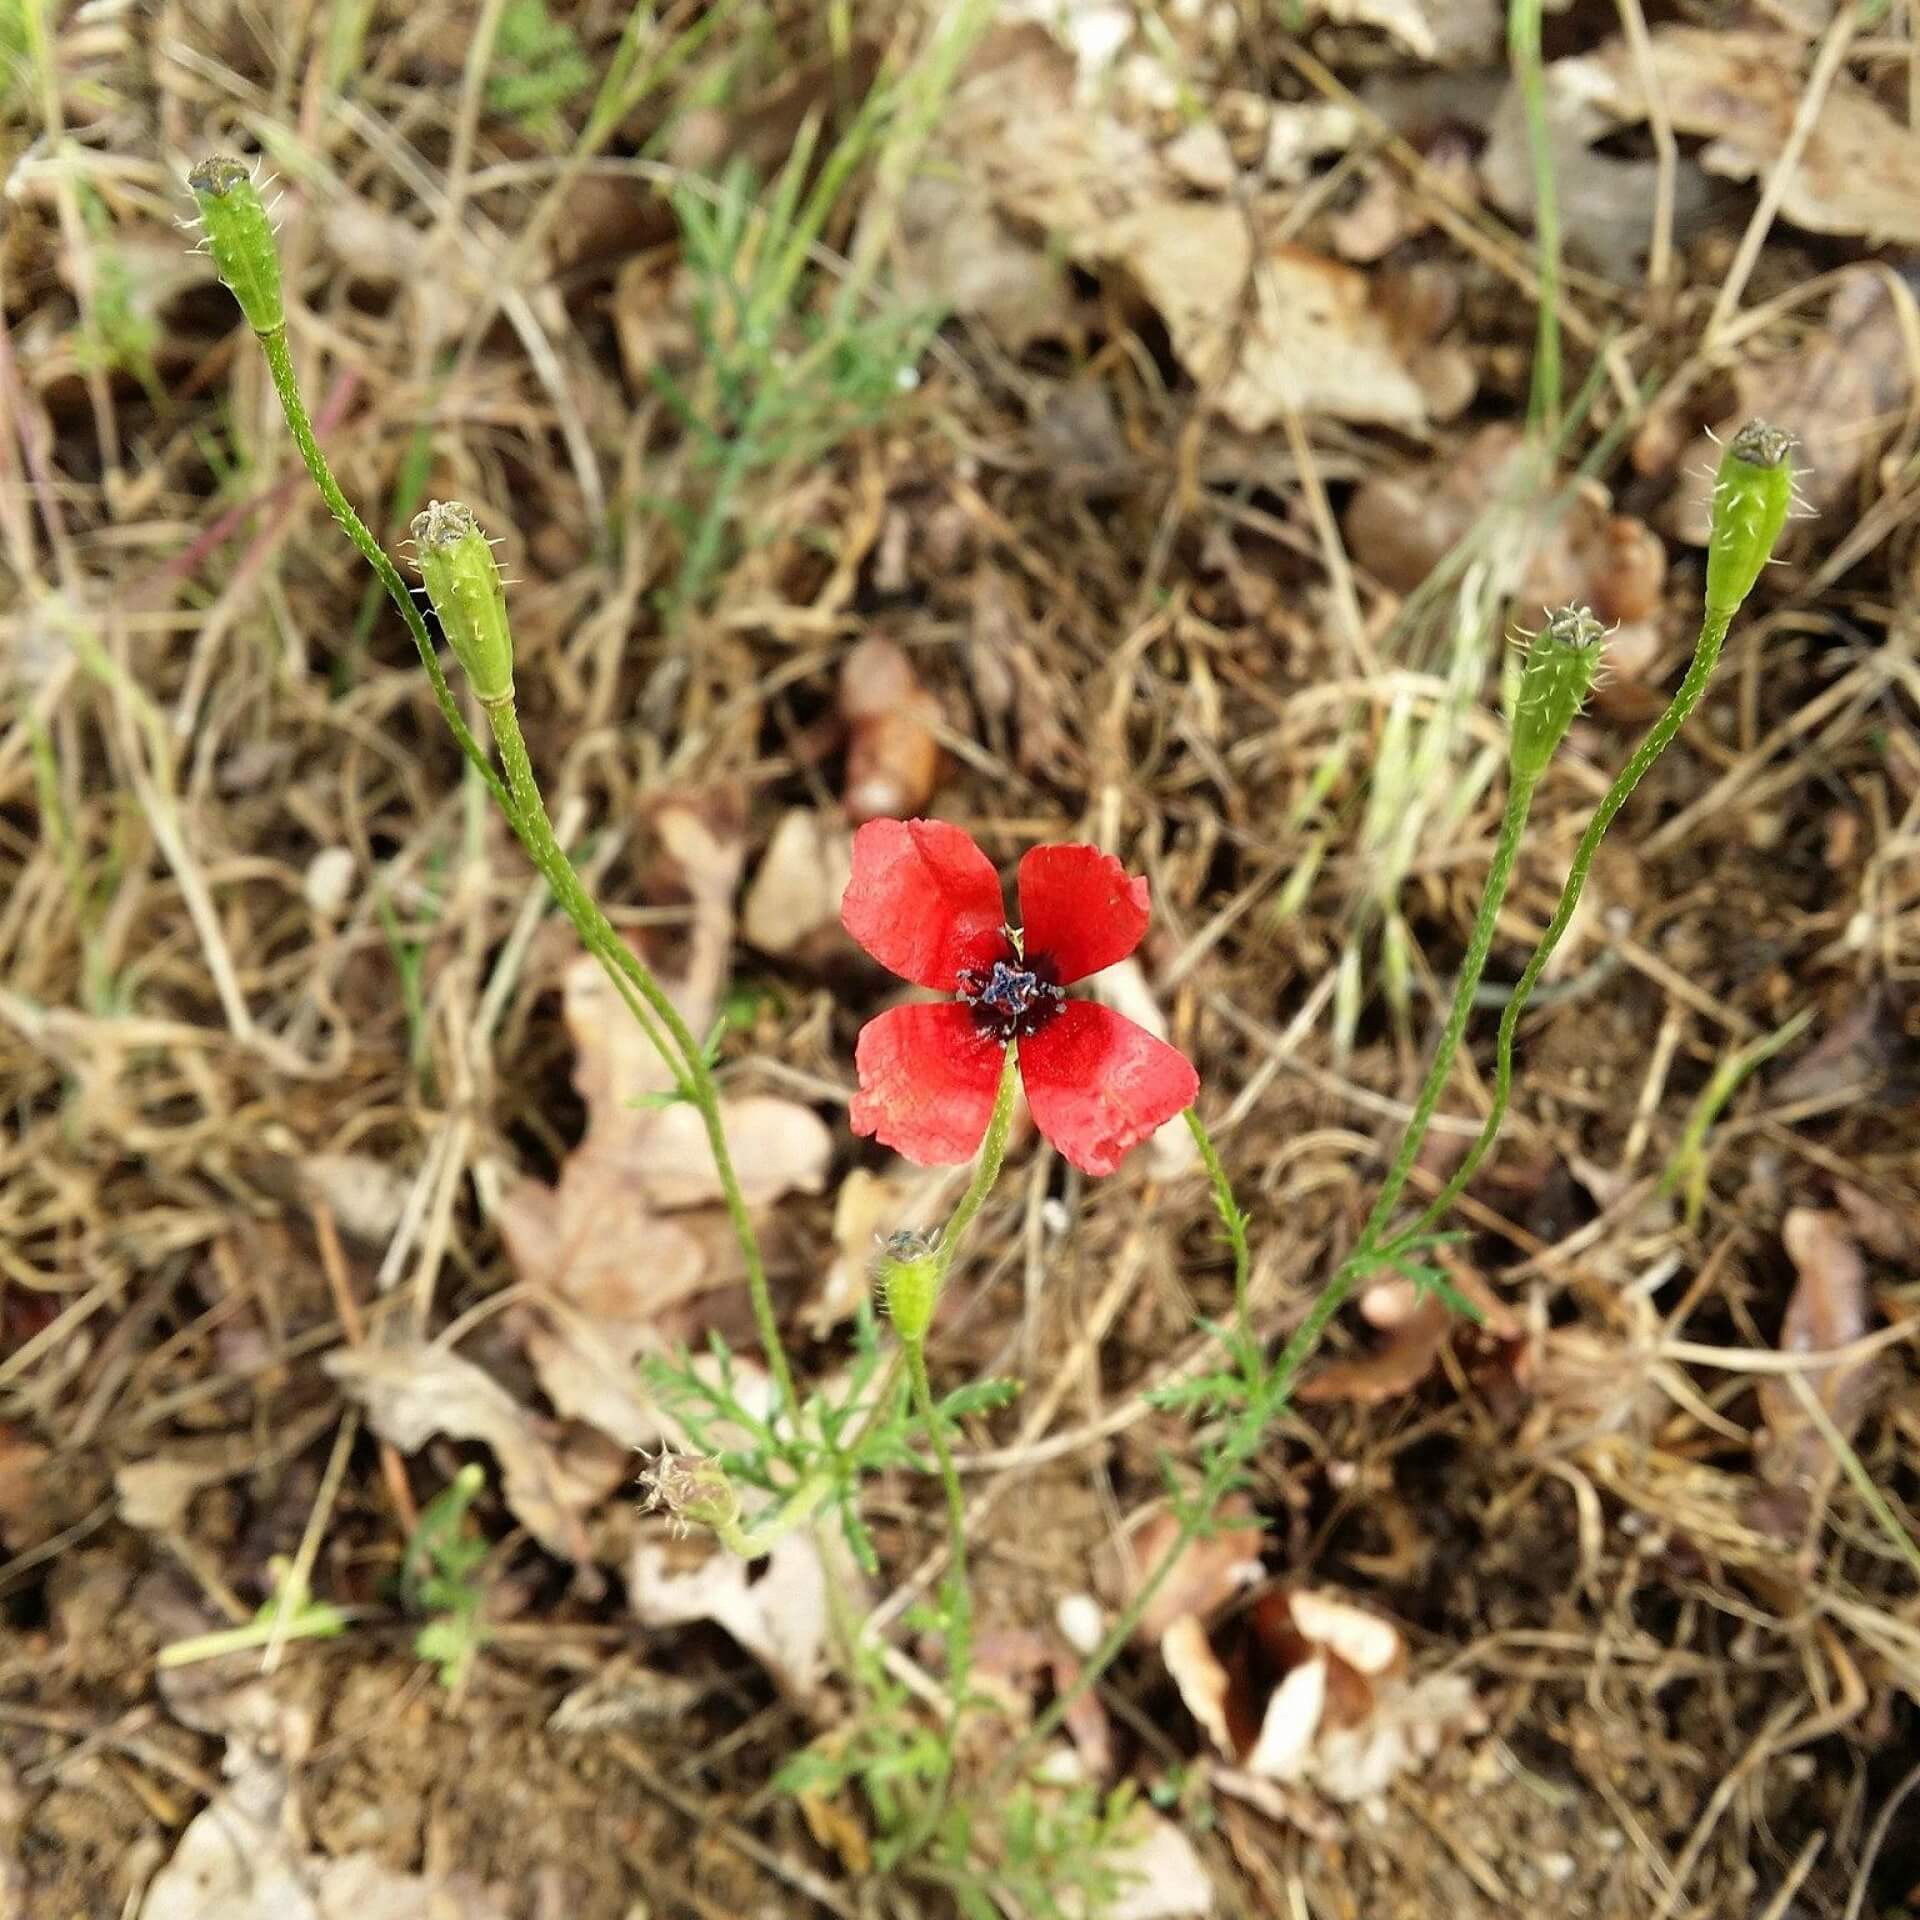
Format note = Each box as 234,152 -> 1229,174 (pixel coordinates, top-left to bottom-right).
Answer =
902,25 -> 1437,427
629,1521 -> 836,1706
1755,1207 -> 1879,1499
325,1343 -> 620,1564
1163,1587 -> 1481,1809
1562,27 -> 1920,248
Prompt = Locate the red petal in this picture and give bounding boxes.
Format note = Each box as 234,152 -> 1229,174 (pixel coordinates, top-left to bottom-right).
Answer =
1019,1002 -> 1197,1177
850,1003 -> 1005,1165
841,819 -> 1008,991
1017,845 -> 1151,986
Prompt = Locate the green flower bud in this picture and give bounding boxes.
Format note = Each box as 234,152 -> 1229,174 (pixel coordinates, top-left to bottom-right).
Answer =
187,156 -> 285,337
411,500 -> 515,706
1510,605 -> 1605,779
1705,420 -> 1794,618
876,1229 -> 941,1346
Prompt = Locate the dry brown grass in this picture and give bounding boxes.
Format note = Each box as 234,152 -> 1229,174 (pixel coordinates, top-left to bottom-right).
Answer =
3,3 -> 1920,1917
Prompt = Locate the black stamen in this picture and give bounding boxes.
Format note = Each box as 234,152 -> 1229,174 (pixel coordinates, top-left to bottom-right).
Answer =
957,956 -> 1064,1041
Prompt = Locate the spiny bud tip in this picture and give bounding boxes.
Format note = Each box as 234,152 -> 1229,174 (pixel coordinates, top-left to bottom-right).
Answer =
186,154 -> 284,336
1707,418 -> 1795,617
1510,604 -> 1606,779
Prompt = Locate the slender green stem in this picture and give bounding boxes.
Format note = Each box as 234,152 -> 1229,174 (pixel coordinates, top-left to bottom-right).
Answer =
485,699 -> 804,1435
998,763 -> 1545,1788
997,1249 -> 1365,1785
255,326 -> 518,829
906,1337 -> 970,1772
933,1047 -> 1020,1286
1388,607 -> 1735,1263
1184,1107 -> 1251,1345
852,1051 -> 1022,1463
1349,763 -> 1541,1260
1510,0 -> 1561,433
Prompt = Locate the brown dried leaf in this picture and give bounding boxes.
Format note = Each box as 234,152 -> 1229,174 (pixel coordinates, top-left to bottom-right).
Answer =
742,808 -> 854,957
1118,215 -> 1431,432
1298,1294 -> 1451,1406
1567,27 -> 1920,248
1301,1262 -> 1517,1406
840,637 -> 944,822
143,1757 -> 513,1920
325,1344 -> 619,1564
0,1425 -> 50,1545
905,26 -> 1442,427
1342,425 -> 1531,593
1116,1498 -> 1265,1644
1756,1208 -> 1878,1494
498,801 -> 829,1352
629,1522 -> 837,1706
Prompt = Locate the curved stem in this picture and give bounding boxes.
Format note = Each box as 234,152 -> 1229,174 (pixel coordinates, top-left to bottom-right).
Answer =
486,698 -> 804,1436
933,1046 -> 1020,1286
998,1249 -> 1363,1784
1184,1107 -> 1251,1345
1388,607 -> 1734,1262
1349,763 -> 1541,1259
999,764 -> 1545,1788
256,326 -> 517,829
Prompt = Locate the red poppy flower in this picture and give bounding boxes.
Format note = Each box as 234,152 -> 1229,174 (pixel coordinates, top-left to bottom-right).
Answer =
841,819 -> 1199,1175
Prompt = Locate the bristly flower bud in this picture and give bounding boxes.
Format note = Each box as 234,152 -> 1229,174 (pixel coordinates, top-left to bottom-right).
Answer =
411,500 -> 515,706
1510,604 -> 1606,780
187,156 -> 285,337
1706,420 -> 1794,619
875,1229 -> 941,1346
642,1448 -> 749,1553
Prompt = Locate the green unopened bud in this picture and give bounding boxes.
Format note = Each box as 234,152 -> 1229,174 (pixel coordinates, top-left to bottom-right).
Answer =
187,156 -> 285,336
411,500 -> 514,706
643,1448 -> 748,1552
1706,420 -> 1794,618
876,1229 -> 941,1346
1510,605 -> 1605,779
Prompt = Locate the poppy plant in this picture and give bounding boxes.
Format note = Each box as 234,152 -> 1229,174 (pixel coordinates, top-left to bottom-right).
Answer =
841,819 -> 1199,1176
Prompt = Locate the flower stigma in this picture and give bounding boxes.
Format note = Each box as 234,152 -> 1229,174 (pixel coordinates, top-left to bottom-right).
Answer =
957,956 -> 1064,1040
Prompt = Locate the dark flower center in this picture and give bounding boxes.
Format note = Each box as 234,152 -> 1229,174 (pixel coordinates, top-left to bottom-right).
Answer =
957,954 -> 1064,1041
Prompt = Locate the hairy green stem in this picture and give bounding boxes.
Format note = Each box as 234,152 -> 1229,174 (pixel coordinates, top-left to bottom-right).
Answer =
906,1339 -> 970,1767
249,307 -> 804,1442
935,1047 -> 1020,1283
256,327 -> 517,828
1184,1107 -> 1251,1345
1351,761 -> 1542,1259
1510,0 -> 1561,433
485,699 -> 804,1433
1388,606 -> 1735,1262
998,760 -> 1545,1787
855,1050 -> 1022,1463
